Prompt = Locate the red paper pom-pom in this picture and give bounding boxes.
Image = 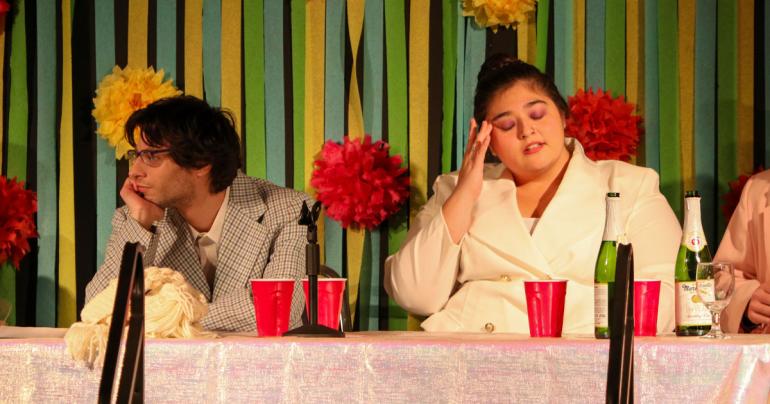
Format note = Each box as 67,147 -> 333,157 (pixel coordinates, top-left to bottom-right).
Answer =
311,135 -> 410,230
721,167 -> 765,223
565,88 -> 642,162
0,176 -> 38,268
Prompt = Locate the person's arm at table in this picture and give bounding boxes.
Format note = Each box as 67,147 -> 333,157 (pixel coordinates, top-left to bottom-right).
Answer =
385,120 -> 491,316
85,206 -> 159,302
715,175 -> 763,333
86,178 -> 164,302
624,168 -> 682,334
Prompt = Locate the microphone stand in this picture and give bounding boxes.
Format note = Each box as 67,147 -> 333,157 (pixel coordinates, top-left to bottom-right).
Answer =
284,201 -> 344,338
98,242 -> 146,404
606,242 -> 634,404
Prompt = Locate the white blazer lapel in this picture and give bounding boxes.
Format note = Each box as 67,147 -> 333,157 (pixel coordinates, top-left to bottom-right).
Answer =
531,140 -> 605,278
465,165 -> 552,279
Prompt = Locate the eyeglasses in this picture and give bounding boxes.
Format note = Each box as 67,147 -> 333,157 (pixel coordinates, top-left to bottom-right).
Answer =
126,148 -> 171,167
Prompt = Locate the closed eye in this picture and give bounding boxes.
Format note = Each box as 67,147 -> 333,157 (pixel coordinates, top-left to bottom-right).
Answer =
494,120 -> 516,131
529,106 -> 546,120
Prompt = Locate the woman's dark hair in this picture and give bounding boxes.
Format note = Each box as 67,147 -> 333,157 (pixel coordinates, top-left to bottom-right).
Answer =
125,95 -> 242,193
473,53 -> 569,123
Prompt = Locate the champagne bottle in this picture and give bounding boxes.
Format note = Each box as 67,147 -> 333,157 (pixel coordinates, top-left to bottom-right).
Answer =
595,192 -> 621,339
675,190 -> 712,336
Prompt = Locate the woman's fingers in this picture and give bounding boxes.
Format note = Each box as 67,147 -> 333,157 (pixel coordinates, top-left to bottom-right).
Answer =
463,119 -> 479,162
469,121 -> 492,163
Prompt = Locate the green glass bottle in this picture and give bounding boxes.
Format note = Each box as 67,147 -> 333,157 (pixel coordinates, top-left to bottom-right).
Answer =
675,190 -> 712,336
595,192 -> 621,339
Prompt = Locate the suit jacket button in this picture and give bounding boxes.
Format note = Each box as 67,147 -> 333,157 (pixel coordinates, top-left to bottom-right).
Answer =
499,275 -> 511,282
484,322 -> 495,333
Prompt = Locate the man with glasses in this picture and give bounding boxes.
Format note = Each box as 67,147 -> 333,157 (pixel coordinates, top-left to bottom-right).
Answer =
85,95 -> 311,332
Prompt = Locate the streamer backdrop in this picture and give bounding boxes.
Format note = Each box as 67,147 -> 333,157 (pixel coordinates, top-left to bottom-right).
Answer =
0,0 -> 766,331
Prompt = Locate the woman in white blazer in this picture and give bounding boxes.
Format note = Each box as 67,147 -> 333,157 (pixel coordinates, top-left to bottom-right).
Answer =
385,55 -> 681,334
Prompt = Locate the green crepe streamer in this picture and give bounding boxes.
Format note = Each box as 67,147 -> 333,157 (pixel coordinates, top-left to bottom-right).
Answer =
586,0 -> 605,89
202,0 -> 221,107
36,0 -> 60,326
2,0 -> 29,325
454,1 -> 465,167
265,0 -> 286,186
658,0 -> 682,219
156,0 -> 176,79
535,0 -> 550,72
362,0 -> 385,330
716,0 -> 737,233
323,0 -> 344,285
291,0 -> 305,190
441,0 -> 457,173
693,0 -> 717,244
554,0 -> 575,96
384,0 -> 408,330
604,1 -> 625,96
244,0 -> 266,179
94,0 -> 116,286
644,0 -> 660,172
463,19 -> 484,163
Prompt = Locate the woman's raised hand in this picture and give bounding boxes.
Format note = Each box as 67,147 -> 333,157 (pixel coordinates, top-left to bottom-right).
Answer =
455,119 -> 492,200
442,119 -> 492,244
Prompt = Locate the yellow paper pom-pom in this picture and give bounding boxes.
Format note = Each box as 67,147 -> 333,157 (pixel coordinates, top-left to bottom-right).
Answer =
92,66 -> 182,159
462,0 -> 537,32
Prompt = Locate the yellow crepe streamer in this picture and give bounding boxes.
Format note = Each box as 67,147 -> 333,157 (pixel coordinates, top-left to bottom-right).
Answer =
184,0 -> 203,98
305,0 -> 326,258
678,0 -> 695,190
574,0 -> 585,91
58,0 -> 77,327
737,0 -> 754,174
626,0 -> 641,165
346,0 -> 366,321
626,0 -> 641,110
409,1 -> 429,221
221,0 -> 242,135
347,0 -> 365,139
517,13 -> 536,65
407,0 -> 430,331
127,0 -> 148,68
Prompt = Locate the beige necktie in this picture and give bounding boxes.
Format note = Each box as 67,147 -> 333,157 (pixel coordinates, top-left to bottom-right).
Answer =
195,234 -> 216,292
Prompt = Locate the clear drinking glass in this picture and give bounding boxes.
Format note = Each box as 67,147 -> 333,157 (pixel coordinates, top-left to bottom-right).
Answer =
695,262 -> 735,339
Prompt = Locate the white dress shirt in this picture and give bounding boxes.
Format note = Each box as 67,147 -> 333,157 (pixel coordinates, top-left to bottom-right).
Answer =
189,187 -> 230,291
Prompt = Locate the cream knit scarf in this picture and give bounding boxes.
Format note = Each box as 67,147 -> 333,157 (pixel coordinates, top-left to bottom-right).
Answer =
65,267 -> 216,367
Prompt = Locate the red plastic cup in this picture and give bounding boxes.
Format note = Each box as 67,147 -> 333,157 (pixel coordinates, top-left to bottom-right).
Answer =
302,278 -> 347,330
524,280 -> 568,337
250,279 -> 295,337
634,279 -> 661,336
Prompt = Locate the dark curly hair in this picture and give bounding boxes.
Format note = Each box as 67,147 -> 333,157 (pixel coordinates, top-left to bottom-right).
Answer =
473,53 -> 568,124
125,95 -> 242,193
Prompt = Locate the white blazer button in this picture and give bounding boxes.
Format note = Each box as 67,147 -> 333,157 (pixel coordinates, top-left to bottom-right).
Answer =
484,322 -> 495,333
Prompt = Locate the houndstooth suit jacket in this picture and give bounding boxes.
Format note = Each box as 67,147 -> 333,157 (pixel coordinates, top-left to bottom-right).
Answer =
85,172 -> 312,332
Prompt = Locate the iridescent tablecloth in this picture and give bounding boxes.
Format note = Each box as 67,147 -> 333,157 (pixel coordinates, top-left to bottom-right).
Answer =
1,331 -> 769,403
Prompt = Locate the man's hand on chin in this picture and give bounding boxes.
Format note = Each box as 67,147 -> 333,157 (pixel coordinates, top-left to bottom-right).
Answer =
120,178 -> 164,230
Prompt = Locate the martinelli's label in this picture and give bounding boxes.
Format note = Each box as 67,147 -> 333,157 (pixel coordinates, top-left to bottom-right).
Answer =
594,283 -> 609,328
675,281 -> 711,326
684,232 -> 708,252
